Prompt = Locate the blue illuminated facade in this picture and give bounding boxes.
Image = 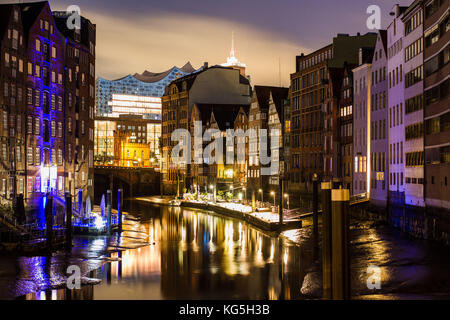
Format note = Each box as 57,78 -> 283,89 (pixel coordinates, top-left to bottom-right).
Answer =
0,2 -> 96,227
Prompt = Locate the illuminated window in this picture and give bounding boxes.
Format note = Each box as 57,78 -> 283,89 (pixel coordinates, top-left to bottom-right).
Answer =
35,148 -> 40,165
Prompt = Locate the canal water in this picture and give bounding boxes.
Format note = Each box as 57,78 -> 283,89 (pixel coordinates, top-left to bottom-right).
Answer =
1,200 -> 450,300
0,201 -> 312,300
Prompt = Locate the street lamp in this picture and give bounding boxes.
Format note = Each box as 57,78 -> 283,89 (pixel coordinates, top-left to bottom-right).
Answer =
258,188 -> 263,203
209,184 -> 214,202
242,187 -> 246,202
271,191 -> 275,207
284,193 -> 290,210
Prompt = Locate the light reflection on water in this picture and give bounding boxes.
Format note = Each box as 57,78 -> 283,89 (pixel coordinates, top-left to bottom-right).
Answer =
15,202 -> 309,300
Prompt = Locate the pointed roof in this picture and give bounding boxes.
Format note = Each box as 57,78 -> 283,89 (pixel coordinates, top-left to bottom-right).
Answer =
378,29 -> 388,56
195,104 -> 249,131
253,86 -> 289,115
18,1 -> 48,42
0,4 -> 14,40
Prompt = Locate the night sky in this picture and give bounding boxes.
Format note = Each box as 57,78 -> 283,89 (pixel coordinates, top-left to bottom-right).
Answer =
4,0 -> 413,85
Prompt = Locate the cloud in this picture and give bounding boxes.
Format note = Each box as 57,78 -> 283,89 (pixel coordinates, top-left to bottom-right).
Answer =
91,11 -> 308,86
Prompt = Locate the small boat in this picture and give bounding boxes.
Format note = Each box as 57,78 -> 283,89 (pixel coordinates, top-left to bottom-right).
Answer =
168,199 -> 182,206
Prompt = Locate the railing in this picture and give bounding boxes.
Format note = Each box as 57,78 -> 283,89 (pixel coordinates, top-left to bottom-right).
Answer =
350,192 -> 368,204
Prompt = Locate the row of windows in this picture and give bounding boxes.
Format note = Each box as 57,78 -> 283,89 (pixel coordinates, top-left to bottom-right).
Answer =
424,10 -> 449,47
426,111 -> 450,135
297,50 -> 332,72
371,120 -> 386,140
370,152 -> 386,172
405,151 -> 424,167
404,9 -> 423,36
390,103 -> 403,128
425,78 -> 449,106
405,123 -> 424,140
371,67 -> 386,86
405,65 -> 423,88
371,91 -> 387,111
388,38 -> 402,60
405,37 -> 423,62
405,94 -> 423,114
354,155 -> 367,173
424,44 -> 450,77
389,64 -> 403,88
390,172 -> 404,186
390,142 -> 404,165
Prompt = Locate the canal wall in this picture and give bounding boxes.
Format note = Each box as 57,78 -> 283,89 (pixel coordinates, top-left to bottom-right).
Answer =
351,201 -> 450,246
180,201 -> 301,233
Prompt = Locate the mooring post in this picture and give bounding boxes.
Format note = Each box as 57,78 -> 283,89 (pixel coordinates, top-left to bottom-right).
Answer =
278,179 -> 284,226
65,192 -> 72,250
251,188 -> 255,212
78,188 -> 82,214
45,194 -> 53,249
312,174 -> 319,257
107,190 -> 112,234
331,188 -> 350,300
321,182 -> 332,299
118,188 -> 123,233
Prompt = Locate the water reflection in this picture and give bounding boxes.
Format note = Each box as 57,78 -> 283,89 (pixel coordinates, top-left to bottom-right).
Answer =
15,202 -> 308,300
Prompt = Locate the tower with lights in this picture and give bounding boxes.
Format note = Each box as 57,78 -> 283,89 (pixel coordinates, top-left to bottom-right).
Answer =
221,32 -> 246,77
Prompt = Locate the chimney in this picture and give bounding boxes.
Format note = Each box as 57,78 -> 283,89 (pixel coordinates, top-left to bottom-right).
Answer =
390,4 -> 400,18
203,62 -> 208,69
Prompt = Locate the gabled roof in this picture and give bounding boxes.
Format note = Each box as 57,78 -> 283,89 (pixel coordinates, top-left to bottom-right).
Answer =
328,67 -> 344,98
18,1 -> 47,43
195,104 -> 249,131
378,30 -> 388,55
0,4 -> 13,40
253,85 -> 289,116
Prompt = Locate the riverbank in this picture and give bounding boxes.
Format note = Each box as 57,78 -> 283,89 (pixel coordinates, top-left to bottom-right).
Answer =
135,196 -> 302,232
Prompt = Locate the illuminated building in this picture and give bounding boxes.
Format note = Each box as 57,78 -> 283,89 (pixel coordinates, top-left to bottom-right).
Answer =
190,104 -> 248,194
161,65 -> 251,194
291,33 -> 377,193
0,2 -> 96,221
21,1 -> 66,210
94,115 -> 160,167
95,62 -> 197,117
402,1 -> 426,207
353,31 -> 389,205
423,0 -> 449,210
338,64 -> 355,192
221,32 -> 246,77
368,32 -> 388,206
107,94 -> 161,119
388,4 -> 408,204
247,86 -> 288,198
352,53 -> 372,197
53,10 -> 96,203
113,130 -> 151,168
233,106 -> 250,187
94,65 -> 196,169
0,3 -> 27,203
